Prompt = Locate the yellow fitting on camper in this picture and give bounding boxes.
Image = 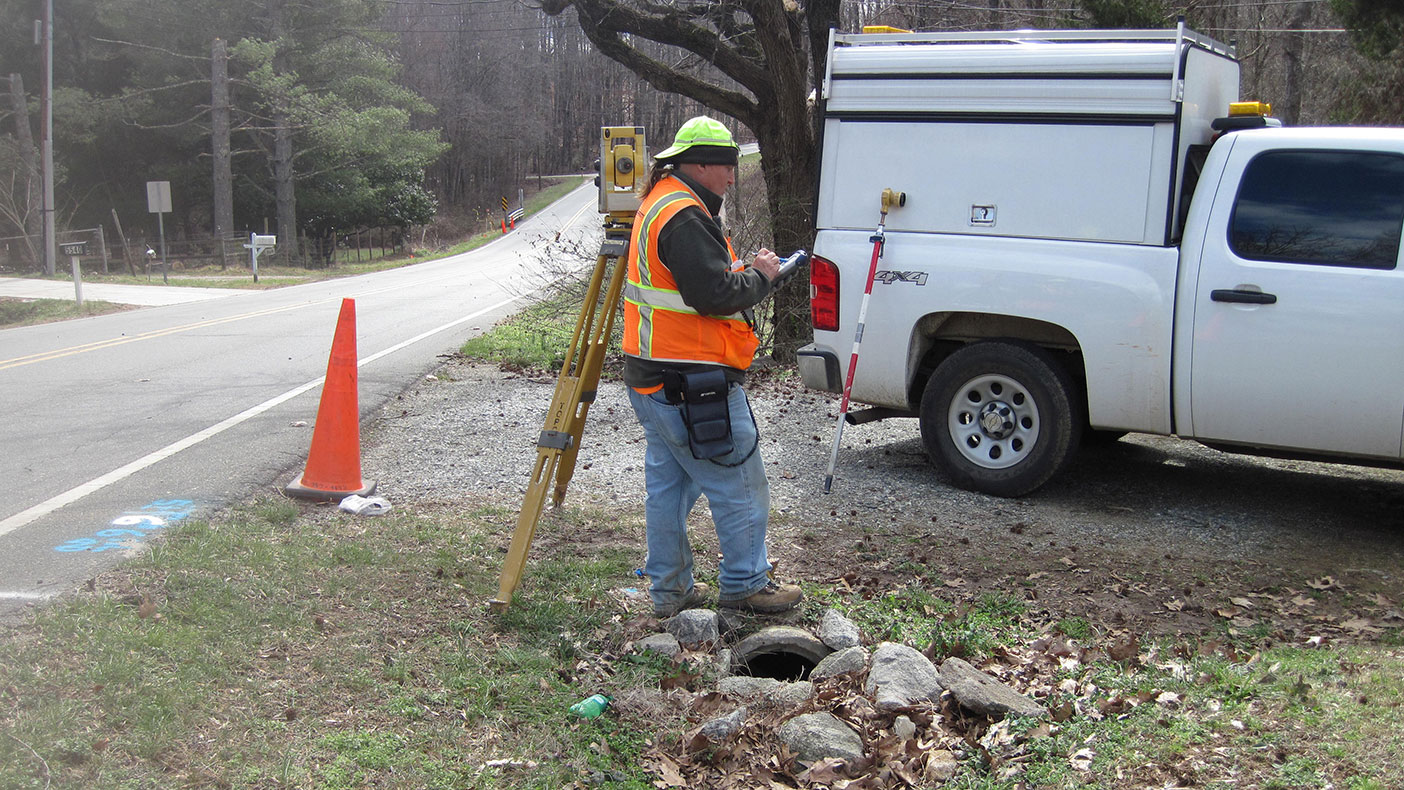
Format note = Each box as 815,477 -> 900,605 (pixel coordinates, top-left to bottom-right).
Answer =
1229,101 -> 1273,117
881,188 -> 907,213
863,25 -> 912,34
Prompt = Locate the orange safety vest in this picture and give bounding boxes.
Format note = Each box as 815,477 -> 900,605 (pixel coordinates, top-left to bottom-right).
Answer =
623,176 -> 759,371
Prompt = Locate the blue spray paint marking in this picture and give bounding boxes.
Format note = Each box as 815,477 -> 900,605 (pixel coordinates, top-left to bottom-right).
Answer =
53,499 -> 196,553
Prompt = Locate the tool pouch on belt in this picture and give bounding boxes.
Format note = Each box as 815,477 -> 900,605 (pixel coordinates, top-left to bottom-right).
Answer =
662,368 -> 734,460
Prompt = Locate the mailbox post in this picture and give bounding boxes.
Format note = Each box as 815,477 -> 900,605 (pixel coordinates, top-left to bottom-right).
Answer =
244,233 -> 276,282
60,240 -> 89,307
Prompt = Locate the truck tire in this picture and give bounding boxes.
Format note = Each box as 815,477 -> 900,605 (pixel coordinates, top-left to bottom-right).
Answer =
919,341 -> 1082,497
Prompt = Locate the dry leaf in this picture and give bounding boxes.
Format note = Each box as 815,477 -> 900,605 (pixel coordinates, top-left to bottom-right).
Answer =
1229,596 -> 1255,608
653,754 -> 687,788
1108,634 -> 1141,663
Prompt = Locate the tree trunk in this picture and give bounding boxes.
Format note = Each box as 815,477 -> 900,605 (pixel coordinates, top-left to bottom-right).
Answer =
274,111 -> 298,262
7,73 -> 41,270
1280,3 -> 1313,125
211,38 -> 234,237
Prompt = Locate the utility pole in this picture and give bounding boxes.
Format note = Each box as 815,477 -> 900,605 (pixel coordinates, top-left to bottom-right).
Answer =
40,0 -> 56,276
211,38 -> 234,239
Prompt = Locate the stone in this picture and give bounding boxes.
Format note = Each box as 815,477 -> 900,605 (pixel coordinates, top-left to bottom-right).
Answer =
893,715 -> 916,740
926,749 -> 959,781
699,707 -> 747,742
773,680 -> 814,708
939,657 -> 1048,718
718,676 -> 813,708
715,648 -> 734,677
733,625 -> 831,673
665,609 -> 719,647
777,712 -> 865,765
636,633 -> 680,659
819,609 -> 862,649
864,642 -> 943,711
719,676 -> 781,700
810,646 -> 869,681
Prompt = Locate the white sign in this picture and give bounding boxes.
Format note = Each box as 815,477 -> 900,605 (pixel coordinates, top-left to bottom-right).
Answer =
146,181 -> 172,214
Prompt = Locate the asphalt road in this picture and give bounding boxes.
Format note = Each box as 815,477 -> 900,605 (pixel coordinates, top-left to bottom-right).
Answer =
0,182 -> 600,618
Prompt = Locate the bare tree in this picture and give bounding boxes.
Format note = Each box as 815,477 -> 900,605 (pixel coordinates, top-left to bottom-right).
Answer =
537,0 -> 843,359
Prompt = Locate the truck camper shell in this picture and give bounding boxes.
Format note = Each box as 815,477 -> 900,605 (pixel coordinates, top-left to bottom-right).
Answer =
818,24 -> 1239,246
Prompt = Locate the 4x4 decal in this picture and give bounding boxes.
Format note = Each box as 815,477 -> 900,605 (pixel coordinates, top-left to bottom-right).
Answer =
874,270 -> 929,286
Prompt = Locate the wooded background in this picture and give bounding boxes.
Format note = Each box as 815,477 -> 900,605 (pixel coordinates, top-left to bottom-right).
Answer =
0,0 -> 1398,275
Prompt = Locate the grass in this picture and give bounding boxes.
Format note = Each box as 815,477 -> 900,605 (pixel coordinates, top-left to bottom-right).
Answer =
3,492 -> 1399,788
0,499 -> 667,789
0,296 -> 132,326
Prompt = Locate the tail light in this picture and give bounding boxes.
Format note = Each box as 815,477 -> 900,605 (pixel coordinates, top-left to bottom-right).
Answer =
810,254 -> 840,332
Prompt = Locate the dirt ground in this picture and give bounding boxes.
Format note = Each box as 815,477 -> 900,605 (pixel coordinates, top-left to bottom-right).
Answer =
371,360 -> 1404,648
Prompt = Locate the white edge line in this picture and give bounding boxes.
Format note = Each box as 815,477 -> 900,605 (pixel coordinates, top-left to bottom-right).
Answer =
0,293 -> 523,540
0,591 -> 57,600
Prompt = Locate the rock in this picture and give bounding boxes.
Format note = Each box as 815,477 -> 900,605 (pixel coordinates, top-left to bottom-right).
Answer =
699,707 -> 747,742
715,648 -> 734,676
666,609 -> 719,647
719,676 -> 781,699
636,633 -> 680,659
733,626 -> 830,675
718,676 -> 813,708
939,657 -> 1047,718
893,715 -> 916,740
926,749 -> 959,781
773,680 -> 814,708
810,646 -> 869,681
864,642 -> 943,711
819,609 -> 861,649
777,712 -> 865,765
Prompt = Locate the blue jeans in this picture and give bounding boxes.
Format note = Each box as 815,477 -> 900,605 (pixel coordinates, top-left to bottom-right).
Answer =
627,384 -> 772,612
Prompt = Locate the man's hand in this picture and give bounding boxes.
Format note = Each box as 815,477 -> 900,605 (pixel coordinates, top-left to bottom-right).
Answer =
752,248 -> 781,281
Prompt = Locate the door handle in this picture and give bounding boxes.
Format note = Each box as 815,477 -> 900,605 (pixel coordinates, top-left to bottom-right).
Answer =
1210,288 -> 1277,305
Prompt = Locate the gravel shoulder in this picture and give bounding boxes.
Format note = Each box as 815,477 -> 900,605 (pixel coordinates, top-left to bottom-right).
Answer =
363,357 -> 1404,643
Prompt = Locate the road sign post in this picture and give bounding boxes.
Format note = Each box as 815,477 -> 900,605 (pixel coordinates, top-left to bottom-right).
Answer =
60,241 -> 88,307
146,181 -> 172,284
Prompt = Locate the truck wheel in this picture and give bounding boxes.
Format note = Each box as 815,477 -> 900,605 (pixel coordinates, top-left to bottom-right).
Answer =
920,341 -> 1082,497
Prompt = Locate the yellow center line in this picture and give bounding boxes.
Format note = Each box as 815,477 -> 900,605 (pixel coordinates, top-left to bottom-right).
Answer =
0,299 -> 338,371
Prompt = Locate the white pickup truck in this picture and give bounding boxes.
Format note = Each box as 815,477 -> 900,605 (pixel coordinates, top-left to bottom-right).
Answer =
798,25 -> 1404,496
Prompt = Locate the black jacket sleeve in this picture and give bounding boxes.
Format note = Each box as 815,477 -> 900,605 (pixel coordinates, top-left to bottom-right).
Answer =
656,207 -> 771,316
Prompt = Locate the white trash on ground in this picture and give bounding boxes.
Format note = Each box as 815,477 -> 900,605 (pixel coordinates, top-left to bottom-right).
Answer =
338,494 -> 392,516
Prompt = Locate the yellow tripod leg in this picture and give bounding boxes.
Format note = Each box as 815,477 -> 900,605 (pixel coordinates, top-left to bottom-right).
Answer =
490,223 -> 630,612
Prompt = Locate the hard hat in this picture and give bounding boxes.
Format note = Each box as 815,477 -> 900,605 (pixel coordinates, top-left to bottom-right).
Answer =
654,116 -> 740,165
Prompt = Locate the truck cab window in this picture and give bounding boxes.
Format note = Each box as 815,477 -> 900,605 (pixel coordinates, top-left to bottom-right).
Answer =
1229,150 -> 1404,269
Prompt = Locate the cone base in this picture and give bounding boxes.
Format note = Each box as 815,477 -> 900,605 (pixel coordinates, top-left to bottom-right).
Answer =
284,473 -> 377,502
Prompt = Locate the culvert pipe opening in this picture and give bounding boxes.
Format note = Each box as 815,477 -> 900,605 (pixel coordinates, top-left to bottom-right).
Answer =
738,649 -> 816,682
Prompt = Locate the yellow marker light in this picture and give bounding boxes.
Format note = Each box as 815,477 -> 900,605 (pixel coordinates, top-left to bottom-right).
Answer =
862,25 -> 912,34
1229,101 -> 1273,117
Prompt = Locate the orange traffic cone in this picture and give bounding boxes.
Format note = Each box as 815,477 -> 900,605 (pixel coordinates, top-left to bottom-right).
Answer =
285,298 -> 376,501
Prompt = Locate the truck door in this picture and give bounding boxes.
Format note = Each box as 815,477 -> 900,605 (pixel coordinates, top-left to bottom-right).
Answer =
1188,140 -> 1404,458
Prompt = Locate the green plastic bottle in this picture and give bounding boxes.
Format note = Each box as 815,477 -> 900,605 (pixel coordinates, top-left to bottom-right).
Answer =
569,694 -> 611,718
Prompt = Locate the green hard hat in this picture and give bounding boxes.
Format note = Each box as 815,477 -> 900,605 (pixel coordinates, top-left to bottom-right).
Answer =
654,116 -> 740,165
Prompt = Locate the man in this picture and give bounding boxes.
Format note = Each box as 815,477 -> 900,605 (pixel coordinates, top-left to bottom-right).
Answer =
623,116 -> 803,618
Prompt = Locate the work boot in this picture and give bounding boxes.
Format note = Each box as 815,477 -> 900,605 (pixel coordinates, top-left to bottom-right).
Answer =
720,580 -> 803,614
654,582 -> 712,618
